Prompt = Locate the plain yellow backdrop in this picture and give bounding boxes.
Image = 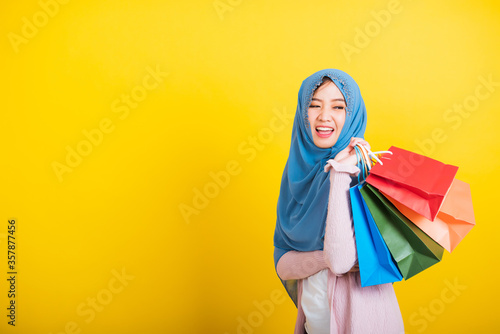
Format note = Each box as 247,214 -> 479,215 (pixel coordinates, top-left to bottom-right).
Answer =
1,0 -> 499,333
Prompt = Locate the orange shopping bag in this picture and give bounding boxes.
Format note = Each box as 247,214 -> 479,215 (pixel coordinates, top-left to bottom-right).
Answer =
381,178 -> 475,252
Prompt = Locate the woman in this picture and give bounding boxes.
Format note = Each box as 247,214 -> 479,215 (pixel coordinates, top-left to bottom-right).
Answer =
273,69 -> 404,334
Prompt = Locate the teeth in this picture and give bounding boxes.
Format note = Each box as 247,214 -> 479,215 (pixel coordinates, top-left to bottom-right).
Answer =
317,127 -> 333,131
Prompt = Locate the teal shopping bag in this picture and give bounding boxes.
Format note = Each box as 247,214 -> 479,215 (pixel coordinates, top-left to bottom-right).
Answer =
350,184 -> 403,287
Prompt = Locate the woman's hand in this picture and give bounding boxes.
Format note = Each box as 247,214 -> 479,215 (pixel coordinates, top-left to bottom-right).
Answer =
333,137 -> 371,166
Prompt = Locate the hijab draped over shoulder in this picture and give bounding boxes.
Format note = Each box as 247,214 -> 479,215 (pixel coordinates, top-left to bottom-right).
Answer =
273,69 -> 368,298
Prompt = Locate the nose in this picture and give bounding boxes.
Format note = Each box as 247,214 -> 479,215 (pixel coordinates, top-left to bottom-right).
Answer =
318,107 -> 331,121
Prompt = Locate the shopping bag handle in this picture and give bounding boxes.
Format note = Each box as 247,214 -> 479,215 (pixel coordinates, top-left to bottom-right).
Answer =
355,143 -> 392,166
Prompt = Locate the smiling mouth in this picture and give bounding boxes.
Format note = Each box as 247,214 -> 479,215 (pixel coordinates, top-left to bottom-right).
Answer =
316,126 -> 334,138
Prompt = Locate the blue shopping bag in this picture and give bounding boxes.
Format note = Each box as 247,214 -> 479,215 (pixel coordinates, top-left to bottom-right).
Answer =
350,184 -> 403,287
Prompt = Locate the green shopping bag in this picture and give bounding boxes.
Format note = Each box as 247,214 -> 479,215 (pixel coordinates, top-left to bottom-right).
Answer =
359,184 -> 444,279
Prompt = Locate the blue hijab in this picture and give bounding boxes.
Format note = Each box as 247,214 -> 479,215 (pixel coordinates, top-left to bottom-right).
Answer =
273,69 -> 367,303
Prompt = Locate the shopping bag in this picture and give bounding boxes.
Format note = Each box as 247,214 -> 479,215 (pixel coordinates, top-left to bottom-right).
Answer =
366,146 -> 458,221
381,178 -> 475,252
350,185 -> 403,287
360,184 -> 444,279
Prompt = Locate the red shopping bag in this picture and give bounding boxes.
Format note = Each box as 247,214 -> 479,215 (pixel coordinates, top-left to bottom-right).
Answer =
366,146 -> 458,221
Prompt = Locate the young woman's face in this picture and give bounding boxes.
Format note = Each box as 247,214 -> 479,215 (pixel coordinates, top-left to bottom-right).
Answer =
307,80 -> 347,148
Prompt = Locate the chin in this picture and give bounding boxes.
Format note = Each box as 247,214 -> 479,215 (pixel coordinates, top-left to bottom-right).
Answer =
312,129 -> 340,148
314,138 -> 337,149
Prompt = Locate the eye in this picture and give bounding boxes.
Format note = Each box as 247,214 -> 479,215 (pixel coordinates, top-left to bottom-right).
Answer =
309,105 -> 320,108
333,106 -> 345,110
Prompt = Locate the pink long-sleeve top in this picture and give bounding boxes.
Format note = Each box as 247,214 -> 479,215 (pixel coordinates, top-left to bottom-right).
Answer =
276,160 -> 404,334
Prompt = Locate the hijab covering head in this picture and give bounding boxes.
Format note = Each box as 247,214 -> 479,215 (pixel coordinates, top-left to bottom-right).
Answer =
273,69 -> 367,300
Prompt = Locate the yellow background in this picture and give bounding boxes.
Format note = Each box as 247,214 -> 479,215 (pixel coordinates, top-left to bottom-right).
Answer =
1,0 -> 499,333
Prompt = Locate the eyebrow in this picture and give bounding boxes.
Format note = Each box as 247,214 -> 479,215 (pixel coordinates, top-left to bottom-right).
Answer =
311,97 -> 345,103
